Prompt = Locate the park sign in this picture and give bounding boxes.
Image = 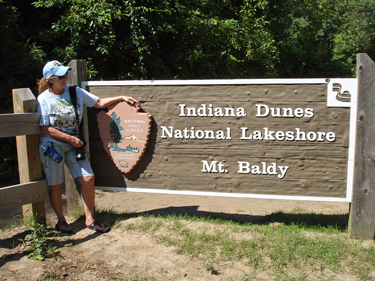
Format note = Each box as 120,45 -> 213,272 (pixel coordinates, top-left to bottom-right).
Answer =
84,78 -> 356,202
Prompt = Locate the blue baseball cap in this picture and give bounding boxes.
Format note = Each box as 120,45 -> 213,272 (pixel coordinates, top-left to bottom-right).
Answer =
43,60 -> 72,79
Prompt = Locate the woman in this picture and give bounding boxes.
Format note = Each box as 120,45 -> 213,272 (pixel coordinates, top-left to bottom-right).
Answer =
37,60 -> 140,233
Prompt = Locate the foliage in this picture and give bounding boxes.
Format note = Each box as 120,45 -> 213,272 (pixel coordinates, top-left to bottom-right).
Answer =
0,0 -> 51,187
333,0 -> 375,69
20,215 -> 56,261
267,0 -> 349,78
32,0 -> 278,79
0,1 -> 46,113
1,0 -> 373,86
0,137 -> 18,187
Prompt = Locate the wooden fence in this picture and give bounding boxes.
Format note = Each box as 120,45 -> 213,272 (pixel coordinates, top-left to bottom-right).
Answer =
0,88 -> 47,224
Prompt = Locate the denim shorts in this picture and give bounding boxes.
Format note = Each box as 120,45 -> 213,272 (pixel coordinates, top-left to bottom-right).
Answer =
39,141 -> 94,186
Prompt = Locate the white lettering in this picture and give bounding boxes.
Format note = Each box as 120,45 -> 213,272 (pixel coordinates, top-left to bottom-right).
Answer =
237,161 -> 250,173
179,104 -> 186,116
305,108 -> 314,118
202,160 -> 218,172
326,132 -> 336,142
240,127 -> 335,142
161,126 -> 232,140
237,161 -> 289,178
255,104 -> 315,118
263,127 -> 275,140
161,126 -> 174,138
256,104 -> 269,117
294,108 -> 304,118
202,161 -> 227,173
179,104 -> 246,118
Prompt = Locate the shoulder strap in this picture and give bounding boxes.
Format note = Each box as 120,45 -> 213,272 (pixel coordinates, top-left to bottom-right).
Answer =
69,85 -> 77,108
69,85 -> 81,135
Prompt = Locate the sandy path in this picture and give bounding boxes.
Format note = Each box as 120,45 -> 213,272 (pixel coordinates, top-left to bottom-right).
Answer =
1,190 -> 350,228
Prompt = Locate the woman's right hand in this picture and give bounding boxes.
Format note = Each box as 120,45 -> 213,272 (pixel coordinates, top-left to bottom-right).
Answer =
69,135 -> 84,148
41,126 -> 84,147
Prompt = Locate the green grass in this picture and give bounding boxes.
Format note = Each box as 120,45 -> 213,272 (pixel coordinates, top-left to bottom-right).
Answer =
117,211 -> 375,280
1,215 -> 25,232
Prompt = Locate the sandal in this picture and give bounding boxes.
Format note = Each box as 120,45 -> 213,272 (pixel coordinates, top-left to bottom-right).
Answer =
55,221 -> 74,234
86,221 -> 110,233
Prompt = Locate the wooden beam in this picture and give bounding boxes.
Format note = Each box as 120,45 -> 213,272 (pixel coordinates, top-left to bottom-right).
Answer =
12,88 -> 46,224
64,166 -> 82,213
65,60 -> 87,214
0,181 -> 47,211
68,59 -> 87,86
349,53 -> 375,239
12,88 -> 37,113
0,113 -> 41,138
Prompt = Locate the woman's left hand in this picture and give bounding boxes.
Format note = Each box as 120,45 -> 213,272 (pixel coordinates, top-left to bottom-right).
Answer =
122,96 -> 140,107
94,96 -> 141,109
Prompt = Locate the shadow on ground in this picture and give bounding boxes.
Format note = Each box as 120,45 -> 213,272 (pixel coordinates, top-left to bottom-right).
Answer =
130,205 -> 349,231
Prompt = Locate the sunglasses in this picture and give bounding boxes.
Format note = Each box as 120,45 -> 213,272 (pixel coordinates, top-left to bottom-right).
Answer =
52,73 -> 68,80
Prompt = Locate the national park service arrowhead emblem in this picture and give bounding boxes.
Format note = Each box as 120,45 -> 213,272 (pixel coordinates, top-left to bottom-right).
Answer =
97,102 -> 152,174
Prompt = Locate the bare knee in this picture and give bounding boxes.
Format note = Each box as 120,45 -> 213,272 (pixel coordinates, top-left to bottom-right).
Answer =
49,184 -> 63,191
75,176 -> 95,188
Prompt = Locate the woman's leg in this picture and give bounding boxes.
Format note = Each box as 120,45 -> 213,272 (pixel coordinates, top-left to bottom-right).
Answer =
39,142 -> 72,231
75,176 -> 107,232
49,184 -> 73,232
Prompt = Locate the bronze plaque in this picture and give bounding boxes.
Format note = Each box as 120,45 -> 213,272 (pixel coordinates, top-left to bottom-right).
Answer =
97,102 -> 152,174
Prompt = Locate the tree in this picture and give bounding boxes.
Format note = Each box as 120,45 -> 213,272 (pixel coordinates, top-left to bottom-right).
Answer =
333,0 -> 375,72
266,0 -> 354,78
32,0 -> 278,79
0,0 -> 47,186
109,112 -> 123,151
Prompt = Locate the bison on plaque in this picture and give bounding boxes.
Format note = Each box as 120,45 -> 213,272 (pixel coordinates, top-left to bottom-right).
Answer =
97,102 -> 152,174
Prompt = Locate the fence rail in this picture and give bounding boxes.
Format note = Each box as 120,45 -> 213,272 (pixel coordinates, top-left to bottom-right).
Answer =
0,88 -> 47,224
0,113 -> 41,138
0,180 -> 46,211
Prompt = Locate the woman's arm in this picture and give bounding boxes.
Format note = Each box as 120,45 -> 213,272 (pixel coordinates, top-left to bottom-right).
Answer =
41,126 -> 83,148
94,96 -> 140,109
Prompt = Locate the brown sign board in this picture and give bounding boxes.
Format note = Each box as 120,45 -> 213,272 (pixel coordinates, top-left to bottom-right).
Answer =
85,79 -> 356,202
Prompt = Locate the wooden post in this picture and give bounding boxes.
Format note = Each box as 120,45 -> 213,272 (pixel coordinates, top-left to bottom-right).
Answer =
349,53 -> 375,239
13,88 -> 46,224
65,59 -> 88,214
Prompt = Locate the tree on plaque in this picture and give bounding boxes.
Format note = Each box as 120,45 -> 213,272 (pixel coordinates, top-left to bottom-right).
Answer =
109,112 -> 123,151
